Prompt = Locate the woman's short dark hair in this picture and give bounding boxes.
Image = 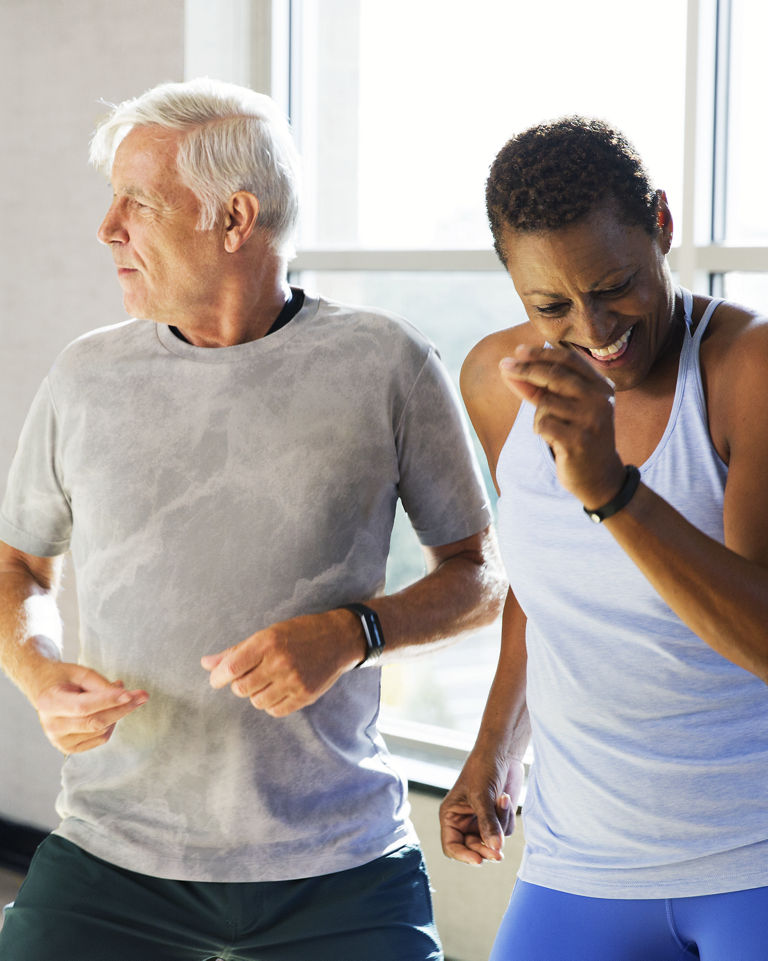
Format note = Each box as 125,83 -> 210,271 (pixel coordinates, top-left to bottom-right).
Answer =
486,116 -> 659,263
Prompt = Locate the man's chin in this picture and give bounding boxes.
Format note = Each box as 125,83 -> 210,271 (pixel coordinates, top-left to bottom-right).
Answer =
121,295 -> 152,321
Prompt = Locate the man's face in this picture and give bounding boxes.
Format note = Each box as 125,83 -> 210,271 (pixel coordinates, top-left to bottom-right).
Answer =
97,125 -> 224,325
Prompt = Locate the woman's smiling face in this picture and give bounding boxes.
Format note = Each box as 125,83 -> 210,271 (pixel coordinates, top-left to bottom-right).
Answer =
500,198 -> 676,393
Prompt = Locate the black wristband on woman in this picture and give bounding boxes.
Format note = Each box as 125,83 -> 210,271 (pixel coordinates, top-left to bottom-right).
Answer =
583,465 -> 641,524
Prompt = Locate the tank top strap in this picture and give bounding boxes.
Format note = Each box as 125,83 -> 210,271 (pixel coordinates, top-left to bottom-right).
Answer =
679,286 -> 723,348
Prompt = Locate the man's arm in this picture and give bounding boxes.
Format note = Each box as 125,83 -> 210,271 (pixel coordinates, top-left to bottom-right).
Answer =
0,540 -> 148,754
203,525 -> 506,717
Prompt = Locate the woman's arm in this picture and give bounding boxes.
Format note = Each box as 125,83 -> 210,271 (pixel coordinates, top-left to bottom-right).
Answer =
500,313 -> 768,681
439,587 -> 530,864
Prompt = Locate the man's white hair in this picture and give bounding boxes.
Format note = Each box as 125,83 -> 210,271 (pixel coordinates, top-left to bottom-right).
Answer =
90,77 -> 301,259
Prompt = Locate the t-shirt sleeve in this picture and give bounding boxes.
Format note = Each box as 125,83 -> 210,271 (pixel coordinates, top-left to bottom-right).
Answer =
0,378 -> 72,557
395,347 -> 491,547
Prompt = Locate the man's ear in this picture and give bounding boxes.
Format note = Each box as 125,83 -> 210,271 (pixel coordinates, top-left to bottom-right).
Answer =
223,191 -> 260,252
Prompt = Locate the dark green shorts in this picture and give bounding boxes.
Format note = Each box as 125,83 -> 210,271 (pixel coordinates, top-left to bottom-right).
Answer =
0,836 -> 442,961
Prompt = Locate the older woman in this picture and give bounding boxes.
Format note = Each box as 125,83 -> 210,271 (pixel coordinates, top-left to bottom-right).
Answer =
440,117 -> 768,960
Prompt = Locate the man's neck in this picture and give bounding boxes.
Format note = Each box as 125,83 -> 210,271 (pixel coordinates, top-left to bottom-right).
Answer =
171,253 -> 290,348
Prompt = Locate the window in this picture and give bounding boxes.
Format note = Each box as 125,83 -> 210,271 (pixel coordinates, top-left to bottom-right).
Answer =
286,0 -> 688,741
723,0 -> 768,246
291,0 -> 686,251
185,0 -> 768,758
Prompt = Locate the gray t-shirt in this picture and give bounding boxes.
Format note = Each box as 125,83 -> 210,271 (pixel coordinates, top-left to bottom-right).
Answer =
0,292 -> 491,882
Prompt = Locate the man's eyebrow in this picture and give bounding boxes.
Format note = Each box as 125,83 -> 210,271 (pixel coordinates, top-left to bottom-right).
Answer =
113,184 -> 164,205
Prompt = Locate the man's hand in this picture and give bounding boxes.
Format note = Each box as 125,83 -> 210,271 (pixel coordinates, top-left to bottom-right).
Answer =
439,752 -> 524,866
500,344 -> 625,509
202,609 -> 363,717
34,662 -> 148,755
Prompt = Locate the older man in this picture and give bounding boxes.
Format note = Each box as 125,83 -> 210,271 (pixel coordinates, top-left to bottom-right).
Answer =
0,79 -> 502,961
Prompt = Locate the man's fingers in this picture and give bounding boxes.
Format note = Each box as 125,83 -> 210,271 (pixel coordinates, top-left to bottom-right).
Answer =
200,650 -> 226,673
40,691 -> 148,755
203,644 -> 265,690
59,725 -> 118,755
82,695 -> 149,730
43,692 -> 148,740
39,683 -> 147,718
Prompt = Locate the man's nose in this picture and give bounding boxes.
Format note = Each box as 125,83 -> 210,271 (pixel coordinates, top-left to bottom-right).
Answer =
97,202 -> 128,246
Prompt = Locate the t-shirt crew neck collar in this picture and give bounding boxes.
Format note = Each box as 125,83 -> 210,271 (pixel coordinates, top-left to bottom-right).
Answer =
156,287 -> 312,363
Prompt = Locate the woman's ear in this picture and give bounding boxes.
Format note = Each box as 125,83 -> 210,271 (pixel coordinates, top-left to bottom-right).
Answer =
223,191 -> 260,252
655,188 -> 673,253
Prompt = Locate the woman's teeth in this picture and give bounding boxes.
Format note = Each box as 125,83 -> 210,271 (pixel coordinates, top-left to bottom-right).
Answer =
588,327 -> 633,359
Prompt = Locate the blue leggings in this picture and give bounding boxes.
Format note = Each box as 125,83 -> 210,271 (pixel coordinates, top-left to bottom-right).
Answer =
490,879 -> 768,961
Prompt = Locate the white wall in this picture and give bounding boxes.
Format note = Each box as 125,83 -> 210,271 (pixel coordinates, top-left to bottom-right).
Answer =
0,0 -> 185,830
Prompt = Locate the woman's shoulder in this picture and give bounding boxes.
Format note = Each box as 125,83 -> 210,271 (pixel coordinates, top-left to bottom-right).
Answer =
460,321 -> 545,481
461,321 -> 544,395
697,295 -> 768,373
697,295 -> 768,457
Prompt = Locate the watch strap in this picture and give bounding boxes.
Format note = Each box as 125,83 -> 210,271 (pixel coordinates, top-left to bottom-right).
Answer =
341,603 -> 385,667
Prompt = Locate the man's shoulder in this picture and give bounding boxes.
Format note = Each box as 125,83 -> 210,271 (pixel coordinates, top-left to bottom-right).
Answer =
60,317 -> 147,353
43,319 -> 155,407
311,295 -> 433,354
306,295 -> 440,392
52,318 -> 151,369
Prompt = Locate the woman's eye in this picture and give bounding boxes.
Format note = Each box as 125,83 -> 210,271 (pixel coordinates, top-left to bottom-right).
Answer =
600,279 -> 631,297
535,303 -> 568,316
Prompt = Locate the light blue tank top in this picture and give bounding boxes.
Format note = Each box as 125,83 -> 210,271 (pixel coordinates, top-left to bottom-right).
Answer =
497,289 -> 768,898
